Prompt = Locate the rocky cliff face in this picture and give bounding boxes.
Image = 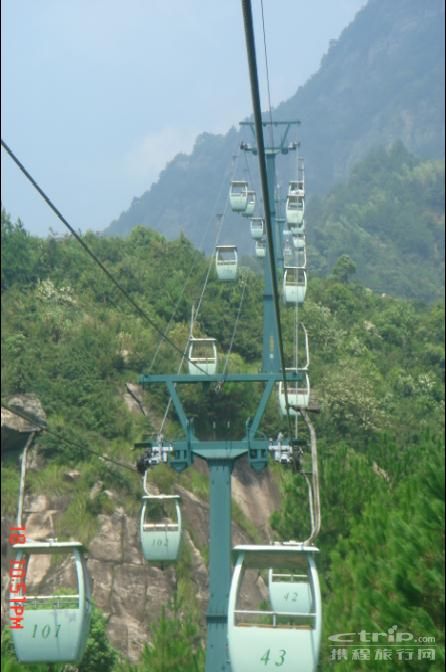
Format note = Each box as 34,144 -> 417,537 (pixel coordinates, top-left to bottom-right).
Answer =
1,394 -> 46,453
1,396 -> 282,661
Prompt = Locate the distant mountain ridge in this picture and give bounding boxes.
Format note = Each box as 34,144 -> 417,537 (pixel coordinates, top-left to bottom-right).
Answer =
104,0 -> 445,264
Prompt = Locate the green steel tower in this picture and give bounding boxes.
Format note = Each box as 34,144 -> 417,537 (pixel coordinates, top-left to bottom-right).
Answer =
139,121 -> 300,672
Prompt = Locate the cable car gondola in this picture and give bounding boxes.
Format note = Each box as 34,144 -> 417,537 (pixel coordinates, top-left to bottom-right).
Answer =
292,234 -> 305,250
215,245 -> 238,281
187,337 -> 218,375
250,217 -> 264,240
242,191 -> 256,217
228,545 -> 321,672
288,179 -> 305,198
283,267 -> 307,304
286,194 -> 304,231
255,239 -> 266,258
140,494 -> 182,563
10,541 -> 92,663
229,180 -> 249,212
278,369 -> 310,414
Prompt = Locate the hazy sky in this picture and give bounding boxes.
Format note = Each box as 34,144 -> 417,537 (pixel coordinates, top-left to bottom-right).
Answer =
1,0 -> 365,237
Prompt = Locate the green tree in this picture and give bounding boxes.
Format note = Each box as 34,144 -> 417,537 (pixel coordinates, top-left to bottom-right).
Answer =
323,436 -> 445,671
78,607 -> 118,672
1,210 -> 40,290
138,597 -> 204,672
331,255 -> 357,283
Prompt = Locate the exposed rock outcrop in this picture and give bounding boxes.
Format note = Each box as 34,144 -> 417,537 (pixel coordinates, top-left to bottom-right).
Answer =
232,457 -> 281,541
1,394 -> 46,453
2,469 -> 275,661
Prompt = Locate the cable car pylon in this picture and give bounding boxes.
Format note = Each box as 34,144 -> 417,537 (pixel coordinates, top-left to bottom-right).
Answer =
139,123 -> 302,666
137,2 -> 318,669
139,119 -> 303,671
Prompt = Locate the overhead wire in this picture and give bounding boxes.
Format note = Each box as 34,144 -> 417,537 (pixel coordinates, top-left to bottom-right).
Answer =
157,145 -> 244,434
2,133 -> 244,386
2,11 -> 317,542
194,212 -> 226,319
215,150 -> 257,372
148,146 -> 241,373
242,148 -> 264,219
1,139 -> 210,376
2,135 -> 243,441
1,403 -> 136,473
196,149 -> 255,389
293,146 -> 301,436
302,409 -> 321,543
3,138 -> 241,453
17,432 -> 35,528
3,38 -> 292,442
294,287 -> 300,438
186,153 -> 239,333
240,0 -> 293,437
194,149 -> 244,321
1,135 -> 239,380
219,275 -> 249,382
259,0 -> 276,149
187,148 -> 240,326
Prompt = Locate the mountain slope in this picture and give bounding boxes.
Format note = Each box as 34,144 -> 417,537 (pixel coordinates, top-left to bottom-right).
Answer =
275,0 -> 445,189
2,215 -> 444,667
307,143 -> 445,301
104,0 -> 445,263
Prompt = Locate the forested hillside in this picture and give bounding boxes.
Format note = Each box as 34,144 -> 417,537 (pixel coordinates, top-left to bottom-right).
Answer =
1,211 -> 444,670
104,0 -> 445,260
307,143 -> 445,301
